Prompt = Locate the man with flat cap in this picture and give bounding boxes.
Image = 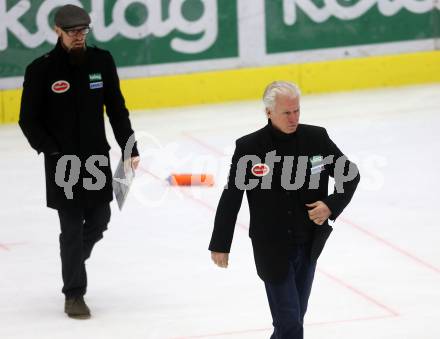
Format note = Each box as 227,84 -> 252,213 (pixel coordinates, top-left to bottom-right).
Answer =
19,4 -> 140,319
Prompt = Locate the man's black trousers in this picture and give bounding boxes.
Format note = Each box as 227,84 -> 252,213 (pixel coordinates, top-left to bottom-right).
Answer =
264,242 -> 316,339
57,203 -> 111,298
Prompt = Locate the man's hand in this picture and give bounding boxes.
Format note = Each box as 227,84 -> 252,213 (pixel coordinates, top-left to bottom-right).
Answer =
131,156 -> 140,170
305,201 -> 331,225
211,251 -> 229,268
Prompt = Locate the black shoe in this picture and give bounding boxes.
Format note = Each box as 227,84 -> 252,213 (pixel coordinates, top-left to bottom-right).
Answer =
64,296 -> 91,319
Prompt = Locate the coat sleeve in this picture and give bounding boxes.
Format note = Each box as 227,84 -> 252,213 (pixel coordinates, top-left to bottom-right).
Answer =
103,52 -> 139,158
208,140 -> 246,253
18,63 -> 59,155
321,129 -> 360,221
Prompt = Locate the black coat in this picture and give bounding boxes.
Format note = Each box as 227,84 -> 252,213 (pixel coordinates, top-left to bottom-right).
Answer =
209,123 -> 360,282
19,41 -> 138,210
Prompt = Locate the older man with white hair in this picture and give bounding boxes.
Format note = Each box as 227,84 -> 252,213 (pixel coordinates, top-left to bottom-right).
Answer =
209,81 -> 360,339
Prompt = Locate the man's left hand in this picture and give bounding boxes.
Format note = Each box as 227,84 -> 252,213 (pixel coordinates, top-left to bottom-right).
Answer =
305,201 -> 331,225
131,156 -> 140,170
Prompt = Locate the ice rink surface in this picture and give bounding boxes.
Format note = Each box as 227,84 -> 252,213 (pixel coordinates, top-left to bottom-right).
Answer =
1,84 -> 439,339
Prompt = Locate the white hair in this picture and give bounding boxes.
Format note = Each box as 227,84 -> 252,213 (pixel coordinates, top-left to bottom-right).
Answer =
263,81 -> 301,110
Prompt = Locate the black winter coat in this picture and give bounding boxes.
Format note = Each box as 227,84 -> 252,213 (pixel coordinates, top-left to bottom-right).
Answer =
209,123 -> 360,282
19,41 -> 138,210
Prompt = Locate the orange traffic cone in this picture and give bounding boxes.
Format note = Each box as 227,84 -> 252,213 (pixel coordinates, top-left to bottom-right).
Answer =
166,174 -> 214,186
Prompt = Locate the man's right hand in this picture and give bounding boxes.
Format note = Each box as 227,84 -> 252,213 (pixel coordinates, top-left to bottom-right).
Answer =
211,251 -> 229,268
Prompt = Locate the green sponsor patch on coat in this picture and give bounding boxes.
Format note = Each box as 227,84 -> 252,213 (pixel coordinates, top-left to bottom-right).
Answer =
89,73 -> 102,82
309,155 -> 323,166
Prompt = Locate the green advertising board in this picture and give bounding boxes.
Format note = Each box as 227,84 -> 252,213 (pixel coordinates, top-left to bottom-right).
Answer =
0,0 -> 238,78
265,0 -> 439,53
0,0 -> 439,82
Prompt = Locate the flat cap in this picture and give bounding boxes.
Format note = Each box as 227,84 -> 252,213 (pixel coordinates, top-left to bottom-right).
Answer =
54,5 -> 91,29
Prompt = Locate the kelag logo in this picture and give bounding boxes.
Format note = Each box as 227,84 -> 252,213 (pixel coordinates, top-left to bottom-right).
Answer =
0,0 -> 437,81
0,0 -> 238,77
265,0 -> 439,53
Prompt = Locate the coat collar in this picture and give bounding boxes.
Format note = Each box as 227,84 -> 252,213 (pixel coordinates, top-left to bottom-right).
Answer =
257,122 -> 305,155
53,39 -> 69,60
52,39 -> 89,67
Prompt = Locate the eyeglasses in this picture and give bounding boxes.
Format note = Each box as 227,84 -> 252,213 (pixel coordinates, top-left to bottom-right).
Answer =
63,27 -> 90,37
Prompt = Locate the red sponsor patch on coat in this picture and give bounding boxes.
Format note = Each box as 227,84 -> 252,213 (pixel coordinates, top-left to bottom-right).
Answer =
51,80 -> 70,93
251,163 -> 270,177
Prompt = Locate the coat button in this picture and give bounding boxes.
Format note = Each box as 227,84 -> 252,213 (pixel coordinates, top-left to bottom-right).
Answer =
288,210 -> 292,215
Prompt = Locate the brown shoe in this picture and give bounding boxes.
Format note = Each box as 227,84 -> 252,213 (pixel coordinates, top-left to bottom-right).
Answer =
64,296 -> 91,319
